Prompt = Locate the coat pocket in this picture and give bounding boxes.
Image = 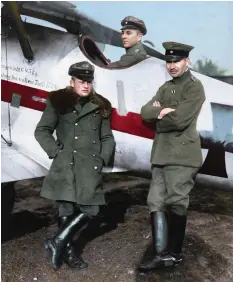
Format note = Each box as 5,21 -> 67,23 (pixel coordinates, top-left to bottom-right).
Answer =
49,141 -> 64,159
182,132 -> 199,143
170,100 -> 180,107
93,155 -> 104,172
175,131 -> 199,144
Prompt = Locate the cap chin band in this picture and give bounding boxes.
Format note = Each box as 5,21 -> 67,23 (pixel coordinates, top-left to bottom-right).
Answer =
165,50 -> 189,57
121,25 -> 139,31
165,55 -> 187,62
74,75 -> 94,82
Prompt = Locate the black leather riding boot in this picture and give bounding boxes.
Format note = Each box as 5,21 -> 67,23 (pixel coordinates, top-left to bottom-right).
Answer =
139,211 -> 174,271
58,216 -> 88,269
44,212 -> 89,270
169,213 -> 187,264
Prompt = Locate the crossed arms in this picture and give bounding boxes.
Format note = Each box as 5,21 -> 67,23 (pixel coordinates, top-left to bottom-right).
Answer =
140,82 -> 206,133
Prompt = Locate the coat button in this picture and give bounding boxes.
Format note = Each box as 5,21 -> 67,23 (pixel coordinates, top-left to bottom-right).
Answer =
75,123 -> 78,126
93,154 -> 96,157
74,150 -> 77,153
93,127 -> 97,130
73,110 -> 76,113
182,142 -> 185,145
93,141 -> 96,144
94,166 -> 98,170
75,136 -> 78,139
93,114 -> 96,117
71,162 -> 73,165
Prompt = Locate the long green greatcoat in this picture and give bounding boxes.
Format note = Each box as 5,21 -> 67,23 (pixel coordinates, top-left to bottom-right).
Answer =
34,88 -> 116,205
108,42 -> 147,68
141,70 -> 206,168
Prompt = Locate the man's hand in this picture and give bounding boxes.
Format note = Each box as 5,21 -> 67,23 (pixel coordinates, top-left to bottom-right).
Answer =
152,101 -> 175,118
153,101 -> 161,107
159,108 -> 175,118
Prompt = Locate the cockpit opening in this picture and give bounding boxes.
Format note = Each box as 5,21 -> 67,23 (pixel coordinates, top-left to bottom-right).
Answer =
79,35 -> 150,70
79,35 -> 110,68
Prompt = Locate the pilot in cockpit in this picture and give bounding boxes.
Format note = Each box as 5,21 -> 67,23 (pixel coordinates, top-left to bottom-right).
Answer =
107,16 -> 148,68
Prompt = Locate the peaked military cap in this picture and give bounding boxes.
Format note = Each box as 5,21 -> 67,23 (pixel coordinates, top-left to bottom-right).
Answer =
121,16 -> 147,35
68,61 -> 95,82
162,42 -> 194,62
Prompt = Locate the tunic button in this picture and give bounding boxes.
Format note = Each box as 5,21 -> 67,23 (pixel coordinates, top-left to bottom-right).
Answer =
94,166 -> 98,170
93,140 -> 96,144
75,136 -> 78,139
75,123 -> 78,126
182,142 -> 185,145
74,150 -> 77,153
73,110 -> 76,113
93,127 -> 97,130
93,154 -> 96,157
71,162 -> 73,165
93,114 -> 96,117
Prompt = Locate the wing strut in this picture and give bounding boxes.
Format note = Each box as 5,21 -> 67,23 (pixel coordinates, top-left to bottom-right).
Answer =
1,25 -> 12,147
4,1 -> 34,62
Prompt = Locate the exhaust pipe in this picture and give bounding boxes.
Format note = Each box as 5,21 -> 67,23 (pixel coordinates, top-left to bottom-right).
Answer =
195,173 -> 233,192
113,171 -> 233,193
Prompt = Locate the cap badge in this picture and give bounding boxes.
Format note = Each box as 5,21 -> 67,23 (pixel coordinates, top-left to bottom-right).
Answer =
82,63 -> 89,69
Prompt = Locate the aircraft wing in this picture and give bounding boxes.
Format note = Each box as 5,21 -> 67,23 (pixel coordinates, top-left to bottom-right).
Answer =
1,1 -> 165,60
1,141 -> 48,183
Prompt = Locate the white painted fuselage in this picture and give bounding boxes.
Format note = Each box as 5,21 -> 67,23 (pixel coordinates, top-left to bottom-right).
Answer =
1,22 -> 233,183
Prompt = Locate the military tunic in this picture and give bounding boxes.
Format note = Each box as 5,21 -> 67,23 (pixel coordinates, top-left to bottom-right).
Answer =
108,42 -> 147,68
34,88 -> 116,211
141,69 -> 206,215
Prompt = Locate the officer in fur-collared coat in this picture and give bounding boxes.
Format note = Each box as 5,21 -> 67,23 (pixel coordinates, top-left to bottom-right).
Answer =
34,61 -> 115,271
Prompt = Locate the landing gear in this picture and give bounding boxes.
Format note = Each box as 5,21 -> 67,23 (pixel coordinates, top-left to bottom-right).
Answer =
1,181 -> 15,242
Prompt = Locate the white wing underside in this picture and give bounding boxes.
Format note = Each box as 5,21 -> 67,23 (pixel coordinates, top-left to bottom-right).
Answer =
1,135 -> 127,183
1,141 -> 48,182
1,102 -> 127,183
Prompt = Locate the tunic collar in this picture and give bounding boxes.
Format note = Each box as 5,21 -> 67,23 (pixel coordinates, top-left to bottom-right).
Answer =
172,69 -> 191,85
125,42 -> 145,54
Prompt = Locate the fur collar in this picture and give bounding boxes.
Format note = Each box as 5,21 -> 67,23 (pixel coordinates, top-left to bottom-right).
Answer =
48,87 -> 112,117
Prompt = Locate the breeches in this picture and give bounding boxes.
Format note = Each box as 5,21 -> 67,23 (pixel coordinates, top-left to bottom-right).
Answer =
147,165 -> 199,216
57,201 -> 100,217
